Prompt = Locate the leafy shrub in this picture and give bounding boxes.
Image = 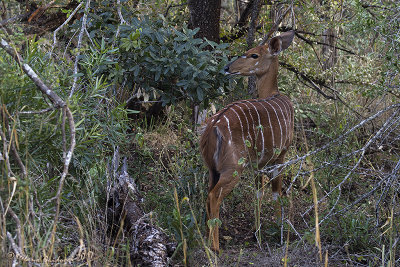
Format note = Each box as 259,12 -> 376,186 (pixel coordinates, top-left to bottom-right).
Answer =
85,16 -> 231,109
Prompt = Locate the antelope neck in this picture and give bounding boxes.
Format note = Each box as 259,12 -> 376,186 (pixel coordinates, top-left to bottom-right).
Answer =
256,57 -> 279,98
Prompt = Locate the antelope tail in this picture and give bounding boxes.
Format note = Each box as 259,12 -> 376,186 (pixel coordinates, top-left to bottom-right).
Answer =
200,124 -> 223,186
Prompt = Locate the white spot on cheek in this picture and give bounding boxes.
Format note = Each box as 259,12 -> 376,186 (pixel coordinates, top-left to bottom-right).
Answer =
255,61 -> 259,66
228,140 -> 232,145
249,70 -> 255,74
241,56 -> 246,58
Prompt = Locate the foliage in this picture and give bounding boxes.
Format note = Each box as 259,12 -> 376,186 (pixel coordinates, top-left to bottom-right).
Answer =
0,31 -> 132,263
83,15 -> 231,109
1,0 -> 400,266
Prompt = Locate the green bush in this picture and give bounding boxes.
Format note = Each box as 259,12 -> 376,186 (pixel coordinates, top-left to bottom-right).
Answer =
84,16 -> 231,109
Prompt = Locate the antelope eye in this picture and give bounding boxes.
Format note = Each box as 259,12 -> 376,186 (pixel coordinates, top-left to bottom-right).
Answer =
251,54 -> 259,59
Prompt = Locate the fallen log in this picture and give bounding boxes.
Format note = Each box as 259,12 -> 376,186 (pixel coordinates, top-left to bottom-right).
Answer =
106,148 -> 175,266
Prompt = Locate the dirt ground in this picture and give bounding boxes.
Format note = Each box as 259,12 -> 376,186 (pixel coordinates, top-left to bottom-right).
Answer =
188,244 -> 327,266
184,189 -> 351,267
187,243 -> 352,267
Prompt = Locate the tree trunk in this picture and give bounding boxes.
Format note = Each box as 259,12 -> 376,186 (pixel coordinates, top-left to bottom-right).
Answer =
246,0 -> 262,96
188,0 -> 221,43
322,28 -> 337,70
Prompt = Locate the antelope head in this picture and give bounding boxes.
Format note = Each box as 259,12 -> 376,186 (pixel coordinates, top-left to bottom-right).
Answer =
224,31 -> 295,77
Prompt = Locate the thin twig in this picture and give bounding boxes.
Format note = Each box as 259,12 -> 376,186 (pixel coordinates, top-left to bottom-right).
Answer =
116,0 -> 127,25
69,0 -> 91,98
0,122 -> 14,178
113,0 -> 130,47
48,106 -> 76,257
260,103 -> 400,176
18,106 -> 56,115
0,13 -> 31,27
302,108 -> 400,220
6,231 -> 21,256
50,2 -> 84,55
1,108 -> 27,177
296,32 -> 357,56
164,3 -> 186,18
7,208 -> 22,250
280,61 -> 363,117
259,5 -> 292,45
27,0 -> 56,23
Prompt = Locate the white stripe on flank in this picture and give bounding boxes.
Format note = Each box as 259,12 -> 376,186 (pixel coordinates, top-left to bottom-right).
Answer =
279,97 -> 294,138
230,107 -> 246,146
258,101 -> 275,164
241,102 -> 256,141
281,97 -> 293,125
235,104 -> 253,143
272,98 -> 288,145
264,100 -> 283,151
244,101 -> 265,162
282,98 -> 294,135
223,115 -> 233,141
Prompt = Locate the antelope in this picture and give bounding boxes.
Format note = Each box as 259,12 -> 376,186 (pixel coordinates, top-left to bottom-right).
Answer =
199,31 -> 295,252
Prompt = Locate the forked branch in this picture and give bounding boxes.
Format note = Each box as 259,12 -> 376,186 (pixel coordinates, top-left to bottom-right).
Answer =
0,35 -> 76,259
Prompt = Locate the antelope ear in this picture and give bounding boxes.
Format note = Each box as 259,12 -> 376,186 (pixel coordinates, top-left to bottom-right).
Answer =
268,31 -> 295,55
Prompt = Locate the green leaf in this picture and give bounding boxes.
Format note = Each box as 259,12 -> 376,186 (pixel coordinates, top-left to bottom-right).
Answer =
238,157 -> 246,166
207,218 -> 222,228
72,73 -> 84,77
245,140 -> 251,148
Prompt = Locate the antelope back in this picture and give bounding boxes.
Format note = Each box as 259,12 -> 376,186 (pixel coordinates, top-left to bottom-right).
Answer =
200,93 -> 294,171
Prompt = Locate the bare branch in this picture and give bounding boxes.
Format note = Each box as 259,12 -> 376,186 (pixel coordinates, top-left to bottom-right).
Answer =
1,31 -> 76,261
0,123 -> 15,178
69,0 -> 91,98
18,107 -> 56,115
164,3 -> 187,18
0,12 -> 31,27
259,5 -> 292,45
301,108 -> 399,220
117,0 -> 128,25
280,61 -> 363,117
27,0 -> 56,23
48,106 -> 76,256
113,0 -> 130,46
51,2 -> 84,55
220,0 -> 256,42
6,231 -> 22,257
0,38 -> 65,108
295,32 -> 357,56
260,102 -> 400,175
